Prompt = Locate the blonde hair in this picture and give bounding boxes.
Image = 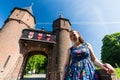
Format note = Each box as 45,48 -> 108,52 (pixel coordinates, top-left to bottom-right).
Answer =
70,30 -> 85,43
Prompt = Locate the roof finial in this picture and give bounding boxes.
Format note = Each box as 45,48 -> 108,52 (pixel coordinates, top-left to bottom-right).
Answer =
59,9 -> 64,18
31,3 -> 34,7
29,3 -> 34,9
22,3 -> 34,14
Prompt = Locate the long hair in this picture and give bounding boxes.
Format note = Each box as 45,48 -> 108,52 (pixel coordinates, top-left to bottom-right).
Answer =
70,30 -> 85,43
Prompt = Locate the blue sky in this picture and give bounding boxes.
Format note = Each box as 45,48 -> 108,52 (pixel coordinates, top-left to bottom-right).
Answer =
0,0 -> 120,60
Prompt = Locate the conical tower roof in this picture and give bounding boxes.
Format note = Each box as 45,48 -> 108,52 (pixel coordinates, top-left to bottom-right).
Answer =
22,3 -> 34,15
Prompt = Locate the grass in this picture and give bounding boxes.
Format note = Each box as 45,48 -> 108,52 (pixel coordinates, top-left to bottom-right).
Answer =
115,68 -> 120,78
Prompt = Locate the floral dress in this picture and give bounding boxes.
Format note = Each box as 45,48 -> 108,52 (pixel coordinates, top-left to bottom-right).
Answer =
64,43 -> 99,80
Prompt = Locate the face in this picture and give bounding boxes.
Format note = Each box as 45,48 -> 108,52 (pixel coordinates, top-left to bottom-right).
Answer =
70,30 -> 79,42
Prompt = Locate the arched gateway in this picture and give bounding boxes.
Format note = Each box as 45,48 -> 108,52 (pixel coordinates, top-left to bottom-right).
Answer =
0,6 -> 71,80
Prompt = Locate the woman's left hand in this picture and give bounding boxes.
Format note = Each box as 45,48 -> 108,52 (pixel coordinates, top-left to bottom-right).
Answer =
102,63 -> 115,74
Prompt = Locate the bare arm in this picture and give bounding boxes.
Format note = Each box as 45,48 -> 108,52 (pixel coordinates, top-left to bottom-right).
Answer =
87,43 -> 114,74
87,43 -> 104,68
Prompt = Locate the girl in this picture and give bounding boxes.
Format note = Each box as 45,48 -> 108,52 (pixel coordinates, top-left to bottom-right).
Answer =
64,30 -> 114,80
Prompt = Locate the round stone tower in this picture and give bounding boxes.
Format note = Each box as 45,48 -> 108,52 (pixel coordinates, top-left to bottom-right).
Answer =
0,5 -> 35,80
52,15 -> 72,80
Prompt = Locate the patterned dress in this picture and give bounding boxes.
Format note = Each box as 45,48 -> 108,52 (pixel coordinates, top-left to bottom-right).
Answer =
64,43 -> 99,80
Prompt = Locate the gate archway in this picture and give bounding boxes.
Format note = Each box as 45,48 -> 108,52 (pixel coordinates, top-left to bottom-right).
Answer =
19,29 -> 56,79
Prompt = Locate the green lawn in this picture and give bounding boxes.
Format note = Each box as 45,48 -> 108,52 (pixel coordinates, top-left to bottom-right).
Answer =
115,68 -> 120,78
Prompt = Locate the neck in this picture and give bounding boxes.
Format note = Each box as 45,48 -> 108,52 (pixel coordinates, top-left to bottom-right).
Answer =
74,42 -> 81,48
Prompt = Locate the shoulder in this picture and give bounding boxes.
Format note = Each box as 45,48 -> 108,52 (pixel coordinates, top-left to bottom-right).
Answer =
84,42 -> 93,49
86,43 -> 91,46
83,42 -> 91,46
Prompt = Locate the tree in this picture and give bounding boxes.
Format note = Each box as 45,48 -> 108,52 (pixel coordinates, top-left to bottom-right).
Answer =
101,32 -> 120,67
25,54 -> 47,74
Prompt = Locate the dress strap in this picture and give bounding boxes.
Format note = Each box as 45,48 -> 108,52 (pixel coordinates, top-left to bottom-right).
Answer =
81,42 -> 87,46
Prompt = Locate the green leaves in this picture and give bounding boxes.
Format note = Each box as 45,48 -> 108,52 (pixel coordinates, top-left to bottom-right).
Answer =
25,54 -> 47,74
101,32 -> 120,67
